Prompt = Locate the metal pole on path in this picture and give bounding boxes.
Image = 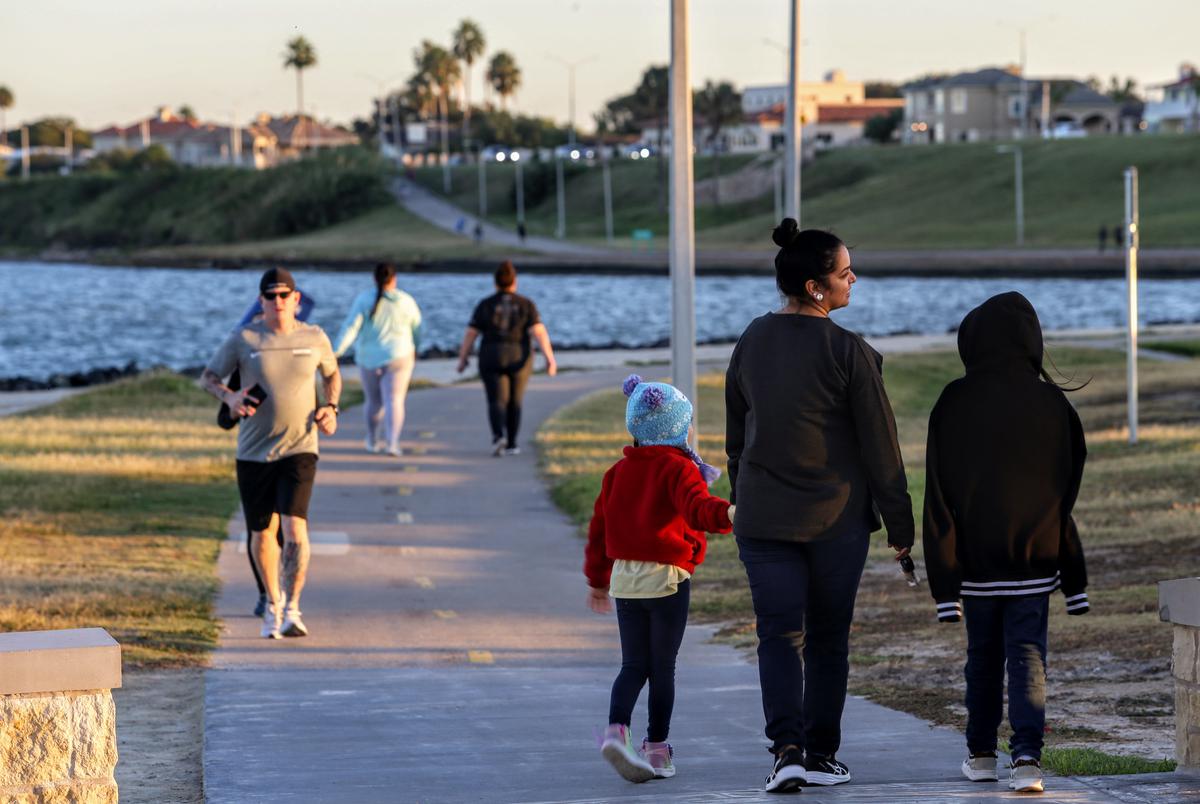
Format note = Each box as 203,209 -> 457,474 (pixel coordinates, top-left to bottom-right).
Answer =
555,157 -> 566,239
20,126 -> 29,181
477,151 -> 487,219
515,158 -> 525,226
1124,166 -> 1139,445
784,0 -> 802,222
602,153 -> 614,244
669,0 -> 697,432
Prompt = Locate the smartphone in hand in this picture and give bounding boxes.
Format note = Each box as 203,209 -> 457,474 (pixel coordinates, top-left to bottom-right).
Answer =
244,384 -> 268,408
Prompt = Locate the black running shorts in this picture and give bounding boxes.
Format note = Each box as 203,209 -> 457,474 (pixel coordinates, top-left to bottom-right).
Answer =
236,453 -> 318,532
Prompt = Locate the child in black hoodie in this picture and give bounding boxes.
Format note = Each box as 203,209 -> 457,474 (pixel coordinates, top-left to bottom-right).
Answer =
922,292 -> 1089,794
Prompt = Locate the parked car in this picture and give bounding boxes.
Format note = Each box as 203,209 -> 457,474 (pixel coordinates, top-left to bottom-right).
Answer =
1050,122 -> 1087,139
553,144 -> 597,161
622,143 -> 655,160
481,144 -> 523,162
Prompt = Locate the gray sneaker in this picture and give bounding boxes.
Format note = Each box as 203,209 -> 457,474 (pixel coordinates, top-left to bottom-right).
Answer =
281,609 -> 308,637
1009,758 -> 1044,793
962,753 -> 998,781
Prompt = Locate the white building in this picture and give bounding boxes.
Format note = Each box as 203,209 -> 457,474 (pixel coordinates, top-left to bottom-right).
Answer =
1144,63 -> 1200,133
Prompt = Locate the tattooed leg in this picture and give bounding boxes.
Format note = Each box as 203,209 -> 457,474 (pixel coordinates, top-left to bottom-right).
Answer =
280,515 -> 311,611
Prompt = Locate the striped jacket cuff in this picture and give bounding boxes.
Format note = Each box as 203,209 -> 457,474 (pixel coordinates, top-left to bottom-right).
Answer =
936,600 -> 963,622
1064,592 -> 1090,615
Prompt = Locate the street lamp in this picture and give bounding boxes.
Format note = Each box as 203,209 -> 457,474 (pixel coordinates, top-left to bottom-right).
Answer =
995,144 -> 1024,246
546,53 -> 598,145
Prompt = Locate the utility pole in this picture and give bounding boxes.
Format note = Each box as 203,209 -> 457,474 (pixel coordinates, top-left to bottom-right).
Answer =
669,0 -> 697,426
1124,166 -> 1140,445
785,0 -> 802,222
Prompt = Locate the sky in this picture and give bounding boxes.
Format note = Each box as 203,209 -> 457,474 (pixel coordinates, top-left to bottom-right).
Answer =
3,0 -> 1197,131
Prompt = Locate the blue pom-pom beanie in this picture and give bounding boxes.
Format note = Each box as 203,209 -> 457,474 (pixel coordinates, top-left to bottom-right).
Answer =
622,374 -> 722,484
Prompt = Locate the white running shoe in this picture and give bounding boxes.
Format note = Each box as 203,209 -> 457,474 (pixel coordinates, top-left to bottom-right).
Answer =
261,602 -> 282,639
503,446 -> 521,456
281,609 -> 308,637
962,754 -> 999,781
491,437 -> 505,456
1009,759 -> 1044,793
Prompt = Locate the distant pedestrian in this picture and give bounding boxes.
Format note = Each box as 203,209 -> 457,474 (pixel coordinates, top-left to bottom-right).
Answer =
1097,224 -> 1107,253
584,375 -> 733,783
725,219 -> 914,793
516,221 -> 527,243
473,220 -> 484,244
1114,223 -> 1124,248
333,263 -> 423,457
923,292 -> 1090,795
201,267 -> 341,640
456,261 -> 557,455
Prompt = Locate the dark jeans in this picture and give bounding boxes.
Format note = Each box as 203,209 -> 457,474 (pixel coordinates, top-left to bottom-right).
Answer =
738,530 -> 869,755
479,358 -> 533,448
608,580 -> 691,743
963,594 -> 1049,761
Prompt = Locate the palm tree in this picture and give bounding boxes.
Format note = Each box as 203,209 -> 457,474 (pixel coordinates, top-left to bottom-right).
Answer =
283,36 -> 318,149
453,19 -> 486,144
0,86 -> 13,144
487,52 -> 521,111
695,81 -> 743,208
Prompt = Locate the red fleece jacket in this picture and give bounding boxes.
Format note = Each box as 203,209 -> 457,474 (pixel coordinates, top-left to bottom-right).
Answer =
584,445 -> 733,589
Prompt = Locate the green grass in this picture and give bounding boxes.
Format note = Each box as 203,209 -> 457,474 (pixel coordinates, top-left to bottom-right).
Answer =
0,373 -> 241,667
1028,745 -> 1174,776
418,136 -> 1200,248
1147,339 -> 1200,358
537,344 -> 1200,766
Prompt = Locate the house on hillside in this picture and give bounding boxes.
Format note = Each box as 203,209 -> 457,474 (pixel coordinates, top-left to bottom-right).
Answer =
1144,63 -> 1200,133
902,67 -> 1120,143
92,107 -> 278,168
259,114 -> 359,159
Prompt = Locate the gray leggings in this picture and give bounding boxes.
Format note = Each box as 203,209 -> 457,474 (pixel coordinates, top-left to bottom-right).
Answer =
360,356 -> 415,450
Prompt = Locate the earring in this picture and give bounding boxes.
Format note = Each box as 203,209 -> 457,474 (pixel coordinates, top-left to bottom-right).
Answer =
815,293 -> 824,301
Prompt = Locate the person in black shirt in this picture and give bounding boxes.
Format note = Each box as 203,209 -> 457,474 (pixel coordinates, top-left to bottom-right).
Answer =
456,261 -> 558,455
725,219 -> 913,793
923,292 -> 1089,793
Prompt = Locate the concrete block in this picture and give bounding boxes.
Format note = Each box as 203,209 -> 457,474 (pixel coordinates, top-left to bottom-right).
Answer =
1176,627 -> 1200,684
70,691 -> 118,780
1160,578 -> 1200,627
0,629 -> 121,696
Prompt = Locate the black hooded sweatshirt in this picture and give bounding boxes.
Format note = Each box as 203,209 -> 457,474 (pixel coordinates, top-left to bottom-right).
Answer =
922,292 -> 1089,623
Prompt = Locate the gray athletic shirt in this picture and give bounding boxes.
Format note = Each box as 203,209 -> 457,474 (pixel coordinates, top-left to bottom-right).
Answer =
206,321 -> 338,462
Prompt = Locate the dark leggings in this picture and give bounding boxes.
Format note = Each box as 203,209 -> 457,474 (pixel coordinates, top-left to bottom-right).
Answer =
608,580 -> 691,743
479,359 -> 533,448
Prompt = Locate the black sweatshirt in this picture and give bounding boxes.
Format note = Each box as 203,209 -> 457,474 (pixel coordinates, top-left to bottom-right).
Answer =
922,292 -> 1089,622
725,313 -> 914,546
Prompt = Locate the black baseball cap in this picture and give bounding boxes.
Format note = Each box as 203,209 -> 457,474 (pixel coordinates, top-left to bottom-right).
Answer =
259,267 -> 296,294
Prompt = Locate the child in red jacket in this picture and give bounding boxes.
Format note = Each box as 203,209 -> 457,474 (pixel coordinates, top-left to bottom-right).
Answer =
585,375 -> 733,783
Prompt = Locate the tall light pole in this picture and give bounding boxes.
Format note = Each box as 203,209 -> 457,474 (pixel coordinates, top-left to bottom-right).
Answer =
358,73 -> 404,159
547,53 -> 598,145
785,0 -> 802,222
669,0 -> 696,426
555,156 -> 566,238
514,157 -> 526,226
20,125 -> 29,181
995,145 -> 1024,246
1124,166 -> 1140,445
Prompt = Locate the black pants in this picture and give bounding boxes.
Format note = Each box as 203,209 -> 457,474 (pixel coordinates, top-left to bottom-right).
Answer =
738,529 -> 869,756
479,358 -> 533,448
964,594 -> 1049,761
608,580 -> 691,743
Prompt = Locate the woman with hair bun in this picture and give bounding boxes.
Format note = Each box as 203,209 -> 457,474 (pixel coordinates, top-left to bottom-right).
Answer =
725,219 -> 914,793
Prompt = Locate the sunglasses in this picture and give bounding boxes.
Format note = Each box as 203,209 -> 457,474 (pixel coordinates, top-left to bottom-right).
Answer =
262,290 -> 293,301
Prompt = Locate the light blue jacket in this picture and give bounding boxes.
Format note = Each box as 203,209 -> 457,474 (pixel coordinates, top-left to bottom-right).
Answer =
333,288 -> 422,369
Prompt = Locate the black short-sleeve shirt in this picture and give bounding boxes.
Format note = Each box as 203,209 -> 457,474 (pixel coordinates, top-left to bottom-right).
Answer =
468,292 -> 542,370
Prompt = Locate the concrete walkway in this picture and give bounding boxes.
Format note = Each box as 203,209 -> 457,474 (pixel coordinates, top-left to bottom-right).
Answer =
200,367 -> 1199,802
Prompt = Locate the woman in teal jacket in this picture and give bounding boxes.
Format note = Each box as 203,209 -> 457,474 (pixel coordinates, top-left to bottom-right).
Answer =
333,263 -> 423,456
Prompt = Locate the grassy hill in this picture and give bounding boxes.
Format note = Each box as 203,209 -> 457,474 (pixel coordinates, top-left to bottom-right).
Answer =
412,136 -> 1200,249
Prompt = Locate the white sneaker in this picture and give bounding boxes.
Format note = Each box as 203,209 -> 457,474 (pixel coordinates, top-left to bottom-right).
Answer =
600,724 -> 654,783
962,754 -> 999,781
261,602 -> 282,639
281,609 -> 308,637
491,437 -> 505,456
1009,759 -> 1044,793
503,446 -> 521,456
384,445 -> 404,457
